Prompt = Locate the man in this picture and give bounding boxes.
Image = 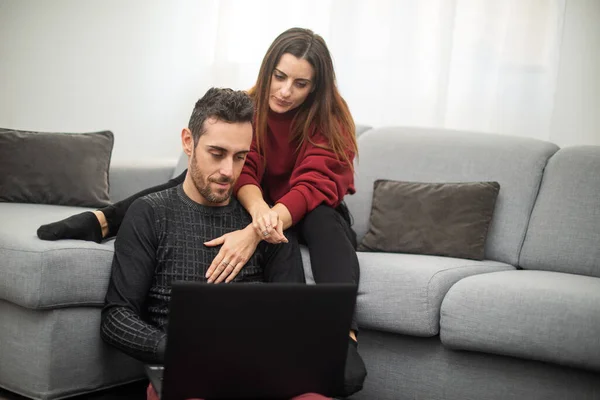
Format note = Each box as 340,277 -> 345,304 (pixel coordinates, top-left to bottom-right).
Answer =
100,88 -> 331,400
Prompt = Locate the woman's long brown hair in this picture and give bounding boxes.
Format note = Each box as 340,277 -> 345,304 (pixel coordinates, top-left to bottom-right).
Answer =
249,27 -> 357,168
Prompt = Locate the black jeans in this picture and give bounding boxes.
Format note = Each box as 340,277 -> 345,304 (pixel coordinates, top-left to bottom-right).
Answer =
102,171 -> 186,237
293,204 -> 360,332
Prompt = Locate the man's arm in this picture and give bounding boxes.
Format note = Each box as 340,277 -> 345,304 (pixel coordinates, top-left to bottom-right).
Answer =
100,198 -> 166,364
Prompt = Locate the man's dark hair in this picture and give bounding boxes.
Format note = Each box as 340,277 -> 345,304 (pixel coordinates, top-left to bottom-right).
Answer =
188,87 -> 254,146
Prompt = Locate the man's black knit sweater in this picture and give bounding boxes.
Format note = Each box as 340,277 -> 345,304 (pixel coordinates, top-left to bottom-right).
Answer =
100,185 -> 285,364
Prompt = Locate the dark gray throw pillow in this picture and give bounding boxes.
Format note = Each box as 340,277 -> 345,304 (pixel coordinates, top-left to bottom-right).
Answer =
358,180 -> 500,260
0,128 -> 114,207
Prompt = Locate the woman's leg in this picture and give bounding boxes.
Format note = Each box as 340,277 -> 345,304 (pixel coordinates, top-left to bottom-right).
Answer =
298,204 -> 366,397
299,205 -> 360,333
100,170 -> 187,238
261,229 -> 305,283
299,205 -> 359,296
37,170 -> 187,242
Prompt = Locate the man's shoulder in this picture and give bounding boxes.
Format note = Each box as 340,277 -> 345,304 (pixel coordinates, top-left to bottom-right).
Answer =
121,187 -> 180,224
137,186 -> 180,209
228,197 -> 252,220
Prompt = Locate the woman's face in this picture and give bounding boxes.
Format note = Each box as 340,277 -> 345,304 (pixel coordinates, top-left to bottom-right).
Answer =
268,53 -> 315,113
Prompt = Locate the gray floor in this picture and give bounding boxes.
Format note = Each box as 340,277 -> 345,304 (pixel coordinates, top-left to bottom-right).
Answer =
0,380 -> 147,400
0,390 -> 25,400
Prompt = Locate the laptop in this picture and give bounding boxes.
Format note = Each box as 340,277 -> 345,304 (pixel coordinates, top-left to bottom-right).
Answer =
146,282 -> 357,400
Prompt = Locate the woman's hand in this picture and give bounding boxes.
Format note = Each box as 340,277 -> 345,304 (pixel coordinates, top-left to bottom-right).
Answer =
251,203 -> 288,244
204,225 -> 262,283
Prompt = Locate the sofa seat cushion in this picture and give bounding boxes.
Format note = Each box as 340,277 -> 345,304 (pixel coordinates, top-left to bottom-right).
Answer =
0,203 -> 116,309
302,249 -> 513,336
440,270 -> 600,372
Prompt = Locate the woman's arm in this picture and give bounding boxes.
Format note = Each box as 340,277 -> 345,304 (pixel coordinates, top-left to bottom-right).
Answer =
236,184 -> 267,217
272,203 -> 293,231
203,186 -> 291,283
276,133 -> 355,225
237,184 -> 291,242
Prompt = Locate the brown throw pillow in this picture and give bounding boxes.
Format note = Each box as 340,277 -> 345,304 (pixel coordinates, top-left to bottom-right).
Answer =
0,128 -> 114,207
358,180 -> 500,260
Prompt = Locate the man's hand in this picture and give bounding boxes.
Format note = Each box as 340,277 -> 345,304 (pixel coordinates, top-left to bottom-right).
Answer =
204,225 -> 262,283
251,203 -> 288,244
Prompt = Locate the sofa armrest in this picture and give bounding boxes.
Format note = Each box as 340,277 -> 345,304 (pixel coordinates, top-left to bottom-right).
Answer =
108,159 -> 177,203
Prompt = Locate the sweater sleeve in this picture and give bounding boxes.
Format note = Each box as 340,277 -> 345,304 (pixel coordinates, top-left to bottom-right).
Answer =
234,133 -> 265,195
100,198 -> 167,364
277,131 -> 355,224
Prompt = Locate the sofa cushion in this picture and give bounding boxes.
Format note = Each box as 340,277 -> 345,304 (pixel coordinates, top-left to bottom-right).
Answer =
358,180 -> 500,260
0,203 -> 115,309
345,127 -> 559,265
302,248 -> 514,336
340,252 -> 513,336
440,270 -> 600,372
0,128 -> 114,207
519,147 -> 600,278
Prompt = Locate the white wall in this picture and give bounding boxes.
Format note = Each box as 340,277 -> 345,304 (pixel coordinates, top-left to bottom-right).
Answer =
550,0 -> 600,147
0,0 -> 223,163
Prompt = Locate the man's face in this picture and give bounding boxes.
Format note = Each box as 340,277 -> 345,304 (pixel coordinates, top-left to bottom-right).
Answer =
184,118 -> 252,206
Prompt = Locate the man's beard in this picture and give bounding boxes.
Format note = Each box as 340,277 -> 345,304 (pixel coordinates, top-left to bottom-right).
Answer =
190,154 -> 234,204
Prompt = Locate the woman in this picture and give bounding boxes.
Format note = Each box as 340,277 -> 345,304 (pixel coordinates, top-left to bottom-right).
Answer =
38,27 -> 365,396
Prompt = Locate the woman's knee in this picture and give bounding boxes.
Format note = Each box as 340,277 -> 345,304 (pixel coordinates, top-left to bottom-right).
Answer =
302,205 -> 339,229
302,205 -> 356,247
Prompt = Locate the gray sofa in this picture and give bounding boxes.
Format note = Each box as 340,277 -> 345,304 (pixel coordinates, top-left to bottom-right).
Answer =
337,127 -> 600,399
1,127 -> 599,399
0,162 -> 175,399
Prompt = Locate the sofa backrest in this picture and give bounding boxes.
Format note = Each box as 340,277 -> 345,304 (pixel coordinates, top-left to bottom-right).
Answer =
355,124 -> 372,138
170,124 -> 372,180
345,127 -> 559,265
109,160 -> 175,203
519,146 -> 600,277
172,152 -> 188,179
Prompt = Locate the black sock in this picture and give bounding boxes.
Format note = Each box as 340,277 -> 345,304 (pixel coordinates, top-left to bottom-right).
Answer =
341,337 -> 367,397
37,211 -> 103,243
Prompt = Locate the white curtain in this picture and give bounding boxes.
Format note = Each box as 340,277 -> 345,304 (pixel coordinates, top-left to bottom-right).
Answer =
206,0 -> 566,141
0,0 -> 575,161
